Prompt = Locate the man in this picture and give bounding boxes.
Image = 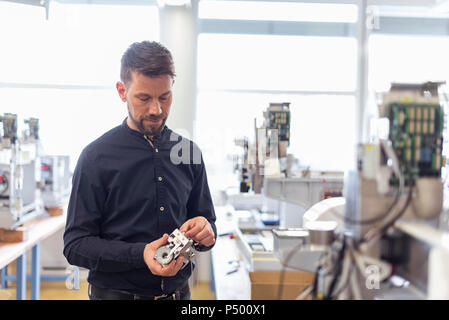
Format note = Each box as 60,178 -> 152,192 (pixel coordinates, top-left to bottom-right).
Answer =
63,41 -> 216,300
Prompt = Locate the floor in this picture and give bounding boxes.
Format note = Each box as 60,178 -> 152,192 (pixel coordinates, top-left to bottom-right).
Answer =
0,280 -> 215,300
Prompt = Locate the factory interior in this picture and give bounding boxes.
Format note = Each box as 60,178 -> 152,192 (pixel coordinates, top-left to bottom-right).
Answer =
1,0 -> 449,301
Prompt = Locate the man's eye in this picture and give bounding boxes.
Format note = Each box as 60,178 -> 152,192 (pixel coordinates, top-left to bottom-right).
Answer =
140,98 -> 150,102
159,97 -> 167,101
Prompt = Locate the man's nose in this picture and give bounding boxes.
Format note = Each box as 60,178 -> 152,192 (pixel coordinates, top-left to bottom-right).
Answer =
148,100 -> 162,116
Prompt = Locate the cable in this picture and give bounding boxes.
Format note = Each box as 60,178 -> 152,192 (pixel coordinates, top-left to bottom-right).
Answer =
328,139 -> 405,227
325,234 -> 347,299
363,182 -> 413,243
296,284 -> 313,300
276,241 -> 324,300
276,241 -> 310,300
331,255 -> 355,299
328,240 -> 357,299
340,187 -> 402,226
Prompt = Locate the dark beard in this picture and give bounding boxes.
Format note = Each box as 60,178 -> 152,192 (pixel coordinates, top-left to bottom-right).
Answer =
128,110 -> 166,137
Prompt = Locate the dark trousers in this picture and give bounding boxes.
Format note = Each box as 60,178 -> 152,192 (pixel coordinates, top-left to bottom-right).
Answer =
88,282 -> 191,300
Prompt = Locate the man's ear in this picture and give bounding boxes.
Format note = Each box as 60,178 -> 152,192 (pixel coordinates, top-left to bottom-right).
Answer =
116,81 -> 127,102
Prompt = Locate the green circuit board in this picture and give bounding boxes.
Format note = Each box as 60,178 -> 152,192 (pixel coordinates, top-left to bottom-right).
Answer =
388,102 -> 444,185
267,110 -> 290,142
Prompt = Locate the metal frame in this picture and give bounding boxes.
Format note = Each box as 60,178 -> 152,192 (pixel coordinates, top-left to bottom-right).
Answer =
0,242 -> 80,300
199,16 -> 449,37
16,253 -> 26,300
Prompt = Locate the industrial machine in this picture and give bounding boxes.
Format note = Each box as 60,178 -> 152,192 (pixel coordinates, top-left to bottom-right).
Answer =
0,114 -> 43,229
40,155 -> 71,209
234,102 -> 292,194
272,81 -> 449,300
230,103 -> 345,274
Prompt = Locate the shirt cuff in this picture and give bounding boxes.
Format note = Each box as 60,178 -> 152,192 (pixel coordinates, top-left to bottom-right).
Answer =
194,242 -> 215,252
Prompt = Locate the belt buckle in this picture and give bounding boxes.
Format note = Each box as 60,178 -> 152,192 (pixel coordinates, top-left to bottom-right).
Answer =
154,293 -> 177,300
154,293 -> 167,300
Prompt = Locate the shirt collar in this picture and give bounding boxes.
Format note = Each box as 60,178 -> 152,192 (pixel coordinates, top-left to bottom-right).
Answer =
122,118 -> 169,140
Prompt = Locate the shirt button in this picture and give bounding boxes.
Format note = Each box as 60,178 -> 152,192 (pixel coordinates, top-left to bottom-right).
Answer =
155,148 -> 159,153
160,206 -> 164,212
158,176 -> 163,181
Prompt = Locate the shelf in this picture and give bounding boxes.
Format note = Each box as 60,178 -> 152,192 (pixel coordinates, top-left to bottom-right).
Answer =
263,175 -> 344,209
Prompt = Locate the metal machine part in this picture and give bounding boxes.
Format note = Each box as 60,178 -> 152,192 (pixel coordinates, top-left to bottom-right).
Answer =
40,155 -> 71,207
232,102 -> 293,194
154,229 -> 195,266
0,113 -> 43,229
379,83 -> 445,186
305,221 -> 337,246
24,118 -> 39,142
0,113 -> 18,147
235,227 -> 286,271
264,175 -> 344,214
233,137 -> 251,193
263,102 -> 291,158
272,228 -> 323,273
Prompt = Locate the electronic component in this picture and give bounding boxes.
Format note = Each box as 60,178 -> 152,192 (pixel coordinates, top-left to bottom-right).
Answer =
0,113 -> 18,147
264,102 -> 291,143
24,117 -> 39,141
154,228 -> 195,266
382,82 -> 445,186
264,102 -> 291,159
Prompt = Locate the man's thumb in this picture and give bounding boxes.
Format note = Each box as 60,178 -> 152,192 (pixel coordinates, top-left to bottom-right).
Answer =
153,233 -> 169,248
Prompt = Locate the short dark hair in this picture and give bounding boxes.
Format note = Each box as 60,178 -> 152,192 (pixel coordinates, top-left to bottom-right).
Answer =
120,41 -> 176,84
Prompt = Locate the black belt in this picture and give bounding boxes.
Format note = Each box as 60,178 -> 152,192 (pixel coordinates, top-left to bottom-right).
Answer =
89,283 -> 187,300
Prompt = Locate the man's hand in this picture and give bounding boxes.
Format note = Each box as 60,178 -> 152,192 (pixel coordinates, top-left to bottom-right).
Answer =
143,234 -> 185,277
180,216 -> 215,247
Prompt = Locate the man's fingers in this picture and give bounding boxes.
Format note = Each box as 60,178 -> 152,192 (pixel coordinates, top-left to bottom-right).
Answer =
174,256 -> 185,271
151,233 -> 169,249
201,234 -> 215,247
192,227 -> 209,242
179,222 -> 191,233
158,257 -> 185,277
185,219 -> 207,238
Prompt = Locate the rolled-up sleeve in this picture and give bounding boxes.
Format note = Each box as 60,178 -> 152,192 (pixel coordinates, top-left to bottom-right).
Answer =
186,154 -> 217,251
63,150 -> 147,272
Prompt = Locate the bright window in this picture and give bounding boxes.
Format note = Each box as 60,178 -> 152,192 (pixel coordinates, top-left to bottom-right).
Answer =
197,34 -> 357,92
0,2 -> 159,168
195,92 -> 356,191
369,35 -> 449,93
199,1 -> 358,23
1,88 -> 126,168
369,34 -> 449,159
0,2 -> 159,86
196,31 -> 357,191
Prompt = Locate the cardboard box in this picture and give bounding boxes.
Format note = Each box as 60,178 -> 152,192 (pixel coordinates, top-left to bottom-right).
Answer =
249,271 -> 315,300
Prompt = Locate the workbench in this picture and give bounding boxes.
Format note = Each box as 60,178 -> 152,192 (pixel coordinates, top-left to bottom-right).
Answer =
0,213 -> 73,300
210,206 -> 251,300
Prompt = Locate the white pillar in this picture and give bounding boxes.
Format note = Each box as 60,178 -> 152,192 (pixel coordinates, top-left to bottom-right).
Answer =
356,0 -> 370,145
159,0 -> 198,139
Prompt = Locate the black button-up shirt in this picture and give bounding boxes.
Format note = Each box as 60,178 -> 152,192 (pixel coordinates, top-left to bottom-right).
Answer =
63,119 -> 216,295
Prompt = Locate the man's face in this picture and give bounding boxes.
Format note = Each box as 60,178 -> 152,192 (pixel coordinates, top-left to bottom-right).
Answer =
116,72 -> 174,137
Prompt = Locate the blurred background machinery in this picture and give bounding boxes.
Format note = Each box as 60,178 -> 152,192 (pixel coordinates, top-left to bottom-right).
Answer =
271,81 -> 449,300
